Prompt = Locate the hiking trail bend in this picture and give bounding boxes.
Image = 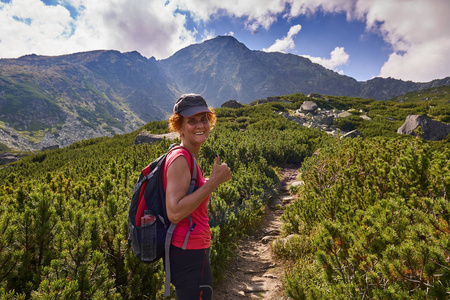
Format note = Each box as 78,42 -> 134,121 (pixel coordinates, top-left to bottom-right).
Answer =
214,164 -> 300,299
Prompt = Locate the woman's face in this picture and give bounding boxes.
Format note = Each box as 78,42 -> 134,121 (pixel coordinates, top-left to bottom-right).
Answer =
180,112 -> 211,145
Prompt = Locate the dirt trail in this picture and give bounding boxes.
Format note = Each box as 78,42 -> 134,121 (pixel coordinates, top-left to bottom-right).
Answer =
214,165 -> 300,299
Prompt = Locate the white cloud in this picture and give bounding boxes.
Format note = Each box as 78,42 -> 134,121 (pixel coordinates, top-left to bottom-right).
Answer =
302,47 -> 350,74
0,0 -> 448,82
263,24 -> 301,52
0,0 -> 198,59
174,0 -> 286,31
0,0 -> 73,57
354,0 -> 450,81
67,0 -> 199,59
379,37 -> 450,82
287,0 -> 354,19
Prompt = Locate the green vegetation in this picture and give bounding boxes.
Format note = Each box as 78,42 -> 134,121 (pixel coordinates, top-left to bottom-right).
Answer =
269,87 -> 450,299
391,85 -> 450,123
0,76 -> 63,132
0,143 -> 11,151
0,102 -> 324,299
0,88 -> 449,299
276,137 -> 450,299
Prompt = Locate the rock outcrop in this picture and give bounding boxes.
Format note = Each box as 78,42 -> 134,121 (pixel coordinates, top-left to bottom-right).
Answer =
397,115 -> 450,141
300,101 -> 319,113
284,101 -> 372,137
221,100 -> 244,109
133,131 -> 179,145
0,152 -> 23,165
0,113 -> 137,152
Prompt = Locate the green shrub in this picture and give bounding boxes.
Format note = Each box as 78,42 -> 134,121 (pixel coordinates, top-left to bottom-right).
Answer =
0,143 -> 11,151
334,115 -> 364,132
280,137 -> 450,299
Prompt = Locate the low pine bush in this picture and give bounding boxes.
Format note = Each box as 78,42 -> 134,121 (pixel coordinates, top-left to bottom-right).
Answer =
278,137 -> 450,299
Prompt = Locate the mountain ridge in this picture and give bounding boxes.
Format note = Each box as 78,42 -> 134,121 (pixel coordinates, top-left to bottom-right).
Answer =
1,35 -> 449,151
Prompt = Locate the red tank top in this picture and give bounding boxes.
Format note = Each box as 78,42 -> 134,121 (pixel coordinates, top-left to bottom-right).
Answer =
163,148 -> 211,249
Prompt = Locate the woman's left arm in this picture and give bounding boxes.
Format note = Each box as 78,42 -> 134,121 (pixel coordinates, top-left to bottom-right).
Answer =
165,155 -> 231,224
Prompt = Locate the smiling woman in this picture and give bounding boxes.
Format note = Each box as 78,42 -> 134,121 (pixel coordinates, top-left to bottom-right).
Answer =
163,94 -> 231,299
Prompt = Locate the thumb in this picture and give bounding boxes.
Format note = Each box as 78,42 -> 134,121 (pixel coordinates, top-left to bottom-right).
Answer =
214,154 -> 220,166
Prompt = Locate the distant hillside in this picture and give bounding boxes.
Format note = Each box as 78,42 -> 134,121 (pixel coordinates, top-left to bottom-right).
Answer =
160,36 -> 450,105
0,35 -> 449,151
0,50 -> 176,151
159,36 -> 360,105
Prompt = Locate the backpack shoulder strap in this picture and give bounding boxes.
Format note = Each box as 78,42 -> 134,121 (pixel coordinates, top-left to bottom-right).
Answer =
182,153 -> 197,247
167,145 -> 197,179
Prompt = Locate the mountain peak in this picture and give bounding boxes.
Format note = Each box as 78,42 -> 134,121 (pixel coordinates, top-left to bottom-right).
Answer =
206,35 -> 241,43
167,35 -> 249,59
202,35 -> 249,49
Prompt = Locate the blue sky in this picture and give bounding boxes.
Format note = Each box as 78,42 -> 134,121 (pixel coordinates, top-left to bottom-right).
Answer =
0,0 -> 449,82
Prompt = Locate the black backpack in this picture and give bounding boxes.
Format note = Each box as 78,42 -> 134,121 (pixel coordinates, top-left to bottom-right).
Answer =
127,144 -> 197,297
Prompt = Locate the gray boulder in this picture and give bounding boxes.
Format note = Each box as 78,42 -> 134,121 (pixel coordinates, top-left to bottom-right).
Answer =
337,111 -> 352,118
300,101 -> 318,113
134,131 -> 178,145
397,115 -> 450,141
360,115 -> 372,121
316,115 -> 335,126
221,100 -> 243,109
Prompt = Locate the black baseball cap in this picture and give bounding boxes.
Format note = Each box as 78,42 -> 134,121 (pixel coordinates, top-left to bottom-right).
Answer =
173,94 -> 212,117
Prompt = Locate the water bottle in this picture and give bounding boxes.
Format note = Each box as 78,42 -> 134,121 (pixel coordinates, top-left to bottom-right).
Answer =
141,210 -> 156,226
140,210 -> 156,261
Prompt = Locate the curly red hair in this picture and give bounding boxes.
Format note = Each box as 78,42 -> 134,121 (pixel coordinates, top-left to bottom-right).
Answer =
168,107 -> 217,133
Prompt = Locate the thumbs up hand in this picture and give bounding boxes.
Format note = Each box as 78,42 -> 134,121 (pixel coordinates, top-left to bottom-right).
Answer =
210,154 -> 231,185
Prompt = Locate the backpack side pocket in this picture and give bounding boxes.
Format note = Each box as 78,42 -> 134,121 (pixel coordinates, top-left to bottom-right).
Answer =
140,221 -> 157,262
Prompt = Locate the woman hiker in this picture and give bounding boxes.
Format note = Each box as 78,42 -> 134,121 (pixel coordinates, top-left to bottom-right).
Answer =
164,94 -> 232,299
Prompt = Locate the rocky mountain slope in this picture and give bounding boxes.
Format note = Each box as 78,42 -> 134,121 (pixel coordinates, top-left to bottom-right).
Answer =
159,36 -> 361,105
0,50 -> 176,151
159,36 -> 450,105
1,35 -> 449,151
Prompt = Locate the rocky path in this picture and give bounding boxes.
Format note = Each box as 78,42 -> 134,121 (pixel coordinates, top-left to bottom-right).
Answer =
214,165 -> 300,299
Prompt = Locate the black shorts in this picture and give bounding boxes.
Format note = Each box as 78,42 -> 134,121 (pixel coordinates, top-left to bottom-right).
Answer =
169,245 -> 213,300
